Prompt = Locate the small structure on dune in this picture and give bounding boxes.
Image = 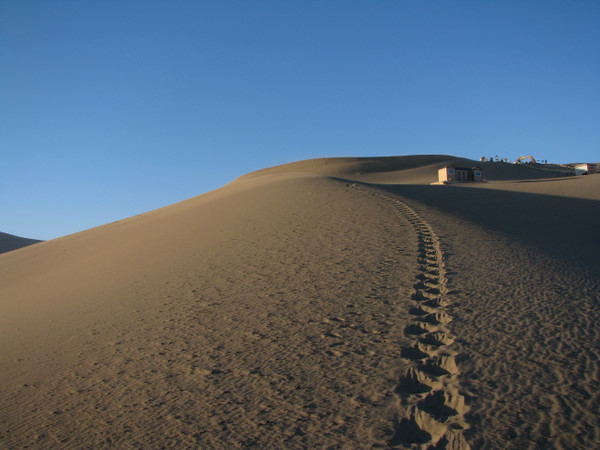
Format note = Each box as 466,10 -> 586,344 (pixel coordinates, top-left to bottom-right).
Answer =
437,165 -> 483,183
570,163 -> 598,175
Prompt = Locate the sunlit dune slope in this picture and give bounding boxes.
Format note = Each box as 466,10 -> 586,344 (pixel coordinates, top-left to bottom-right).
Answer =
1,155 -> 599,449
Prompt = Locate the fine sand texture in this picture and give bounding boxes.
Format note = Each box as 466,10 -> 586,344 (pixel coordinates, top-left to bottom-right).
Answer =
1,155 -> 599,448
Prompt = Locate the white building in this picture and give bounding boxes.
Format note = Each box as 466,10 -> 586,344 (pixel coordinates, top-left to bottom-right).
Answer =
572,163 -> 598,175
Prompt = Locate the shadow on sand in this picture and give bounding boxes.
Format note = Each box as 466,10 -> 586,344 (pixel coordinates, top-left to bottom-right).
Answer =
356,182 -> 600,275
0,232 -> 43,255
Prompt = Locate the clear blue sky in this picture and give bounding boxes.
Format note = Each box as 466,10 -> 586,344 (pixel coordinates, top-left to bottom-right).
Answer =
2,1 -> 599,240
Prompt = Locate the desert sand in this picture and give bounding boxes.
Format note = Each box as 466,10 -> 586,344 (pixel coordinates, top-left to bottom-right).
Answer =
1,155 -> 599,449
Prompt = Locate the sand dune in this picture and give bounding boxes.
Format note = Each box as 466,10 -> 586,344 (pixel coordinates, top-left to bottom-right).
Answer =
0,232 -> 42,255
1,156 -> 599,448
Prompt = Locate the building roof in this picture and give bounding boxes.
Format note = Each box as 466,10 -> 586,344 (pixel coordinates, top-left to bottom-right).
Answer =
442,164 -> 482,171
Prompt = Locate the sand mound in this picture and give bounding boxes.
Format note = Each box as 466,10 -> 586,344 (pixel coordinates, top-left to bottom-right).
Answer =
0,232 -> 42,254
2,156 -> 599,448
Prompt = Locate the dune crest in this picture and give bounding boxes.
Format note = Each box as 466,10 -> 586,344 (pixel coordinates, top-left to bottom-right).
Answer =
236,154 -> 578,185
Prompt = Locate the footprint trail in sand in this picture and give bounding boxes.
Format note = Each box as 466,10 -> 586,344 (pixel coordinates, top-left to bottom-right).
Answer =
352,184 -> 470,449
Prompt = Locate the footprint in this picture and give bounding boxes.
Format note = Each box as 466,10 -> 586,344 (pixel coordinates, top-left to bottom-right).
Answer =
423,298 -> 450,308
417,390 -> 462,420
415,273 -> 438,282
420,355 -> 458,377
420,332 -> 455,347
389,407 -> 448,447
419,312 -> 452,325
401,344 -> 431,360
395,368 -> 441,395
389,413 -> 432,446
405,324 -> 429,336
413,281 -> 439,291
412,291 -> 438,302
408,306 -> 429,316
419,363 -> 450,378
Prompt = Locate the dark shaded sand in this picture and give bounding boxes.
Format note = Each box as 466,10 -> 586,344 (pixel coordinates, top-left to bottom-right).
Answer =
0,232 -> 42,255
1,155 -> 599,448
